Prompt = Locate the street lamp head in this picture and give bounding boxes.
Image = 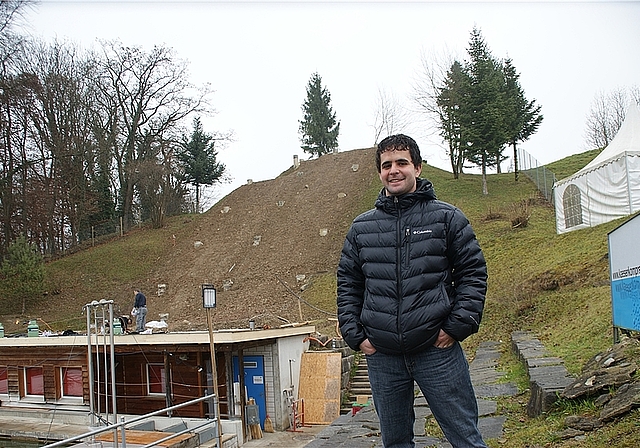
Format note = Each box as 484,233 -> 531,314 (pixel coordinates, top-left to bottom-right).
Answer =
202,284 -> 216,308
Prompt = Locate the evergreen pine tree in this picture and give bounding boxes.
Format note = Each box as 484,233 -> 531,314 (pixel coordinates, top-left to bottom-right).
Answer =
502,58 -> 543,181
298,72 -> 340,158
0,236 -> 45,315
436,60 -> 471,178
177,118 -> 226,213
463,26 -> 510,194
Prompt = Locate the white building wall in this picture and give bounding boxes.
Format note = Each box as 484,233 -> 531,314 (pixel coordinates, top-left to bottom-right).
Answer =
276,335 -> 310,429
240,334 -> 309,430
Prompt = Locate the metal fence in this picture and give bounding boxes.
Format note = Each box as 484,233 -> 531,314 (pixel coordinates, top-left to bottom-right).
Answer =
517,147 -> 557,205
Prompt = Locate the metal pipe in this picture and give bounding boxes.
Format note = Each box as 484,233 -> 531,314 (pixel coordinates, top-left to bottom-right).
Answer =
101,302 -> 109,422
206,308 -> 223,448
120,416 -> 126,448
109,302 -> 118,440
85,303 -> 96,427
93,305 -> 101,423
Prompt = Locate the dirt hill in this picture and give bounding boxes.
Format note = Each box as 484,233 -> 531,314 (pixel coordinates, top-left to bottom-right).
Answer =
157,147 -> 381,330
19,147 -> 380,334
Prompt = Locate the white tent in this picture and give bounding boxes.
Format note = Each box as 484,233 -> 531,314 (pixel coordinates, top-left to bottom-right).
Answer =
554,102 -> 640,234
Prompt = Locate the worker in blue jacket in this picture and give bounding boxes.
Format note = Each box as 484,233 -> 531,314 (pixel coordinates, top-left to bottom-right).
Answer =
133,288 -> 147,332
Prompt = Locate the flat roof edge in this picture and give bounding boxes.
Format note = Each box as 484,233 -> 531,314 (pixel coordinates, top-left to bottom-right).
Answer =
0,325 -> 316,347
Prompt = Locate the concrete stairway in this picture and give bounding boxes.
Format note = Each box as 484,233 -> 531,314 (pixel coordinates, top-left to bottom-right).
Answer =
341,356 -> 372,414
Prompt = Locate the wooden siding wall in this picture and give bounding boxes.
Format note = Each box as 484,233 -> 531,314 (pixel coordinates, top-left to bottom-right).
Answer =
110,350 -> 228,418
0,346 -> 88,402
1,339 -> 286,427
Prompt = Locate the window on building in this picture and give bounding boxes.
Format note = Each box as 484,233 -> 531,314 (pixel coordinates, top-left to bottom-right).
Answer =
61,367 -> 83,397
25,367 -> 44,396
0,367 -> 8,394
563,184 -> 583,229
147,364 -> 165,395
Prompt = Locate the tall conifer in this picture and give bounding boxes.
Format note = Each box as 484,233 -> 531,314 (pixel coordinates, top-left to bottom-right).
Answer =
298,72 -> 340,158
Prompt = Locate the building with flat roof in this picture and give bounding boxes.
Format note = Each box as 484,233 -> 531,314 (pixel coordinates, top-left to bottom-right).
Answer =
0,324 -> 315,445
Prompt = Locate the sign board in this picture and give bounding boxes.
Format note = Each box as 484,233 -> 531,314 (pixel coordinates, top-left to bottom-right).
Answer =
608,214 -> 640,333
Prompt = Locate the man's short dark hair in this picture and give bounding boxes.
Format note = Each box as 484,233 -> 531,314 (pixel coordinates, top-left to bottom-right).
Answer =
376,134 -> 423,173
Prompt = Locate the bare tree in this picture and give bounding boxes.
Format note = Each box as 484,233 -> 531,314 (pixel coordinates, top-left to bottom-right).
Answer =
371,87 -> 410,144
94,40 -> 210,231
0,0 -> 33,65
20,39 -> 99,254
136,132 -> 183,228
584,86 -> 639,149
0,0 -> 32,36
0,0 -> 34,254
0,70 -> 34,253
0,33 -> 219,254
412,48 -> 466,177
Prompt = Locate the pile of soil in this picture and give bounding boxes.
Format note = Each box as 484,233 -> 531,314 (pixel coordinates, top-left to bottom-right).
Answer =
150,147 -> 380,331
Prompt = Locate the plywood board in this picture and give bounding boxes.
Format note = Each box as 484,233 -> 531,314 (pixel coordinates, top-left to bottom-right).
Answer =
97,430 -> 195,447
298,351 -> 342,424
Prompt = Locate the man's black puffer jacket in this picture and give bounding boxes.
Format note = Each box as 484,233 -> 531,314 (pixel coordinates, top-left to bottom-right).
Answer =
337,178 -> 487,355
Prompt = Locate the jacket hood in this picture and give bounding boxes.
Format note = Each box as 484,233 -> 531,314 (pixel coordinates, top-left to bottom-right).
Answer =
375,177 -> 436,214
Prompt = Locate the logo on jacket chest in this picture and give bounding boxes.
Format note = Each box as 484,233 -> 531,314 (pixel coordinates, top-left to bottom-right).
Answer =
412,229 -> 433,235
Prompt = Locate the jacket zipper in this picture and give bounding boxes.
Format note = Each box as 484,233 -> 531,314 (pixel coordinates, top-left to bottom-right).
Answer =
405,228 -> 411,266
395,196 -> 404,351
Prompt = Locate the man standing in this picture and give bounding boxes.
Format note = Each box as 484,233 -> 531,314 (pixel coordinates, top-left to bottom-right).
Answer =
337,134 -> 488,448
133,288 -> 147,333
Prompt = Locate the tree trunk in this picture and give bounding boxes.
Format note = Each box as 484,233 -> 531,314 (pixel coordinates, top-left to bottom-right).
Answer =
482,152 -> 488,195
513,142 -> 519,182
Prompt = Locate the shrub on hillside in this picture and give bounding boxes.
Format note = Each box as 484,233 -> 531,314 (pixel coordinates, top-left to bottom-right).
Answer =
0,236 -> 45,315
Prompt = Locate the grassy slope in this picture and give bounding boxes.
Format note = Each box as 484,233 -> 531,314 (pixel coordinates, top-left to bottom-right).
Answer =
425,163 -> 639,447
1,215 -> 205,332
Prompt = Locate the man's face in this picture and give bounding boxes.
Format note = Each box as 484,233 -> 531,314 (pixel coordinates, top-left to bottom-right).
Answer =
379,149 -> 422,196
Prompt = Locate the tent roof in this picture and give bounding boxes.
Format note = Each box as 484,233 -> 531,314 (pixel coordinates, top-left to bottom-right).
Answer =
556,102 -> 640,185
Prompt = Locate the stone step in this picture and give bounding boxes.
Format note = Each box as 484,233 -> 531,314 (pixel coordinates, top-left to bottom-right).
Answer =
511,331 -> 574,417
350,389 -> 372,396
351,376 -> 370,382
351,385 -> 370,392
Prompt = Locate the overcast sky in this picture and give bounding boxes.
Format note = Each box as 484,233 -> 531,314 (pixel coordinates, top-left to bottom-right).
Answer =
24,1 -> 640,205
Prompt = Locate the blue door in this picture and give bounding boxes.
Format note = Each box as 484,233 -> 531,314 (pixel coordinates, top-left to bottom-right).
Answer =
233,355 -> 266,429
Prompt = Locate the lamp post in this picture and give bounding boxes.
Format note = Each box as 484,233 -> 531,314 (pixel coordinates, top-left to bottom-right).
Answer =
202,285 -> 222,448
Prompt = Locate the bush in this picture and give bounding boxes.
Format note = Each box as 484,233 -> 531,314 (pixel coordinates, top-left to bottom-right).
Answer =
0,236 -> 45,314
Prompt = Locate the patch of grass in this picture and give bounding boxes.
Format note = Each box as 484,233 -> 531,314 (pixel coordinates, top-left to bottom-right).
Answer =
300,272 -> 339,337
2,214 -> 202,332
546,148 -> 601,180
497,349 -> 529,391
424,414 -> 445,440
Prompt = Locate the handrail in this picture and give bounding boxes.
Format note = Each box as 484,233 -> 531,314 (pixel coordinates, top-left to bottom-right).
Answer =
140,419 -> 213,448
42,393 -> 217,448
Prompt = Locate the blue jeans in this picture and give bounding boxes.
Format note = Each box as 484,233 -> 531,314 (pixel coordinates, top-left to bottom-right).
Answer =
366,343 -> 487,448
136,306 -> 148,332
